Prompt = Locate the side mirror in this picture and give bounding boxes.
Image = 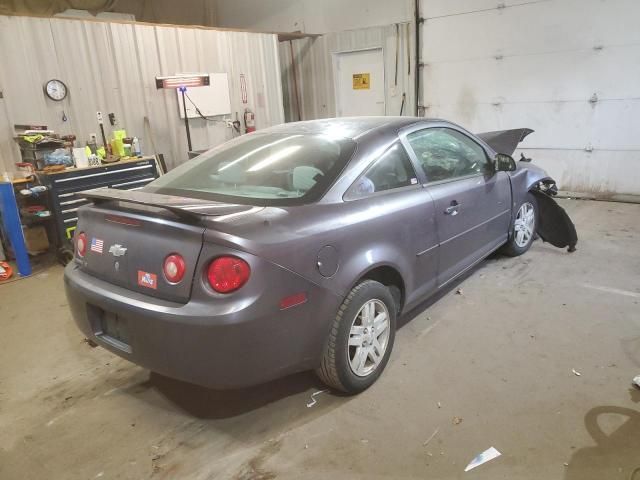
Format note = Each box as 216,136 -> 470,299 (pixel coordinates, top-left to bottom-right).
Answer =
494,153 -> 516,172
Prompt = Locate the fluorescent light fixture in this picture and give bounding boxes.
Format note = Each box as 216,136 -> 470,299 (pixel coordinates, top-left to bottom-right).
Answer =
248,145 -> 302,172
155,74 -> 210,89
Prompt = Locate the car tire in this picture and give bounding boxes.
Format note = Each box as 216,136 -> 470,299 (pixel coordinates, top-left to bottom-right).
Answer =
315,279 -> 396,394
501,192 -> 538,257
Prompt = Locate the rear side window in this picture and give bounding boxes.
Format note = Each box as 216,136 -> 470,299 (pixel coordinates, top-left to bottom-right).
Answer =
346,142 -> 419,199
407,127 -> 489,182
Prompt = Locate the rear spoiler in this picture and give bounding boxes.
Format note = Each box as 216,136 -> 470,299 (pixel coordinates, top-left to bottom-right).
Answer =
79,187 -> 255,220
476,128 -> 534,156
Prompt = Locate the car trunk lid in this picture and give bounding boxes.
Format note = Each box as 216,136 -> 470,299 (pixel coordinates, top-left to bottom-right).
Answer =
76,188 -> 255,303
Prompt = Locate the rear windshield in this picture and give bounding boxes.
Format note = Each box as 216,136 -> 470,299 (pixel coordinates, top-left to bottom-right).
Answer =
146,133 -> 356,205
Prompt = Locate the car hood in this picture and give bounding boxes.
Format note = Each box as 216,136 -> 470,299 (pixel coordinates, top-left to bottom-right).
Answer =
477,128 -> 534,156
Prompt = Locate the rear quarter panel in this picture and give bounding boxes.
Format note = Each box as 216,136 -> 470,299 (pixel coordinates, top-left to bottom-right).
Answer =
203,184 -> 439,315
204,200 -> 413,297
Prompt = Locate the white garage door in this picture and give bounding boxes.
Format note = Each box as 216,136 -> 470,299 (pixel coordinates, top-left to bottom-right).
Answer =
334,48 -> 385,116
419,0 -> 640,196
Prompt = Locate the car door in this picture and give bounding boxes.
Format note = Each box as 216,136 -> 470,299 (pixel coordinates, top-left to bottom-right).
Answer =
403,126 -> 511,287
344,141 -> 439,306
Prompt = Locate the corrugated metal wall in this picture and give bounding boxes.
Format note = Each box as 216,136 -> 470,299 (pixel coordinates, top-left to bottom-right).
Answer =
279,23 -> 414,122
419,0 -> 640,196
216,0 -> 413,36
0,15 -> 284,173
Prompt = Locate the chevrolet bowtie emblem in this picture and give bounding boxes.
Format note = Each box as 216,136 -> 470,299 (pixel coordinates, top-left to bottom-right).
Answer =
109,244 -> 127,257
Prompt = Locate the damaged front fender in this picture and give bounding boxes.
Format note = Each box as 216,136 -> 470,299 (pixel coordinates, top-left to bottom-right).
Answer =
530,186 -> 578,253
507,161 -> 577,253
484,127 -> 578,253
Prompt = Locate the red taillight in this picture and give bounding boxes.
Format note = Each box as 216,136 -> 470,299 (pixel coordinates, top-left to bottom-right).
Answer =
163,254 -> 186,284
207,256 -> 250,293
76,232 -> 87,257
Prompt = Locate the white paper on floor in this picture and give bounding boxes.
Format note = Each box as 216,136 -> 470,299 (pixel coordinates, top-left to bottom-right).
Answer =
464,447 -> 502,472
306,390 -> 328,408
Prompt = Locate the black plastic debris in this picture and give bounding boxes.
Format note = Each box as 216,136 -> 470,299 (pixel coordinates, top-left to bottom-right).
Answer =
531,190 -> 578,252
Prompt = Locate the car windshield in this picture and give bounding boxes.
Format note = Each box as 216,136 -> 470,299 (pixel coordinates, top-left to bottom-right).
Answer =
146,133 -> 356,205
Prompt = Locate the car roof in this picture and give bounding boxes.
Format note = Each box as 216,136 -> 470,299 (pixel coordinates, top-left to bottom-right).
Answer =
262,117 -> 444,139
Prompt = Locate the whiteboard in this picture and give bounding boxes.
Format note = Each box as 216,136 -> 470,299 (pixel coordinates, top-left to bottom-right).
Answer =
176,73 -> 231,119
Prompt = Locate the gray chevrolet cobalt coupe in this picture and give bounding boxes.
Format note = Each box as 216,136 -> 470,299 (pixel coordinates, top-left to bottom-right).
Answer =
65,117 -> 576,394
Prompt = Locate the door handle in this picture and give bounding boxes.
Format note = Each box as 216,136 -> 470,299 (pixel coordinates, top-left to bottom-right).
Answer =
444,201 -> 460,216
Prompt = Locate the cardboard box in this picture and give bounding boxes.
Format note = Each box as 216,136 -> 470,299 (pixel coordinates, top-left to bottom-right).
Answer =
23,225 -> 49,255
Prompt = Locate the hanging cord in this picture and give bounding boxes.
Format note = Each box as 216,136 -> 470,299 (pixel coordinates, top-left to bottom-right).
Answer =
394,23 -> 399,86
183,92 -> 239,139
289,40 -> 302,121
406,23 -> 411,76
183,92 -> 229,124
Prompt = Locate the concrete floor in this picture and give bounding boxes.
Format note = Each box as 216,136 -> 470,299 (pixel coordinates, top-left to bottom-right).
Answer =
1,199 -> 639,480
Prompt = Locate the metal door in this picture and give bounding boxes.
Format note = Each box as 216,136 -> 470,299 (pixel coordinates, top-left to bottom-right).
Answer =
333,48 -> 385,116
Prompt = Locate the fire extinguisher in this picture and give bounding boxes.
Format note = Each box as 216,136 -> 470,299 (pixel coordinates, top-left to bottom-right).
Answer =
243,108 -> 256,134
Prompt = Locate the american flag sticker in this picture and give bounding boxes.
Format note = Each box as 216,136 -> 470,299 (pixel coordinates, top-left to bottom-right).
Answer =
90,237 -> 104,254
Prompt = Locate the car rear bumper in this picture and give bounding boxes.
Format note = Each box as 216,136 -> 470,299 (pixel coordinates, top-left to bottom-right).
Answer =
64,262 -> 340,389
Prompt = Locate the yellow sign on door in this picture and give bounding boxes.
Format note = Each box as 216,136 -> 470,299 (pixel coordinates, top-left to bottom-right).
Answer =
352,73 -> 370,90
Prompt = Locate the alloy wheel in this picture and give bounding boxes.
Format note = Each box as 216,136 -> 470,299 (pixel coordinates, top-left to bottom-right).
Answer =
347,299 -> 391,377
514,202 -> 535,248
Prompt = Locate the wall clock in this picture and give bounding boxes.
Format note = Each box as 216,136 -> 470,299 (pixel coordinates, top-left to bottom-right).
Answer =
44,79 -> 68,101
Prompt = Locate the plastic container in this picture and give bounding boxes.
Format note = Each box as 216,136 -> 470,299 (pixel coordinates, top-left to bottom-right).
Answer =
73,147 -> 89,168
132,137 -> 141,156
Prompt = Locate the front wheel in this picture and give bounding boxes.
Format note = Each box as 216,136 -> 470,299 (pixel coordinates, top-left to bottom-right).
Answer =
315,280 -> 396,394
501,193 -> 538,257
